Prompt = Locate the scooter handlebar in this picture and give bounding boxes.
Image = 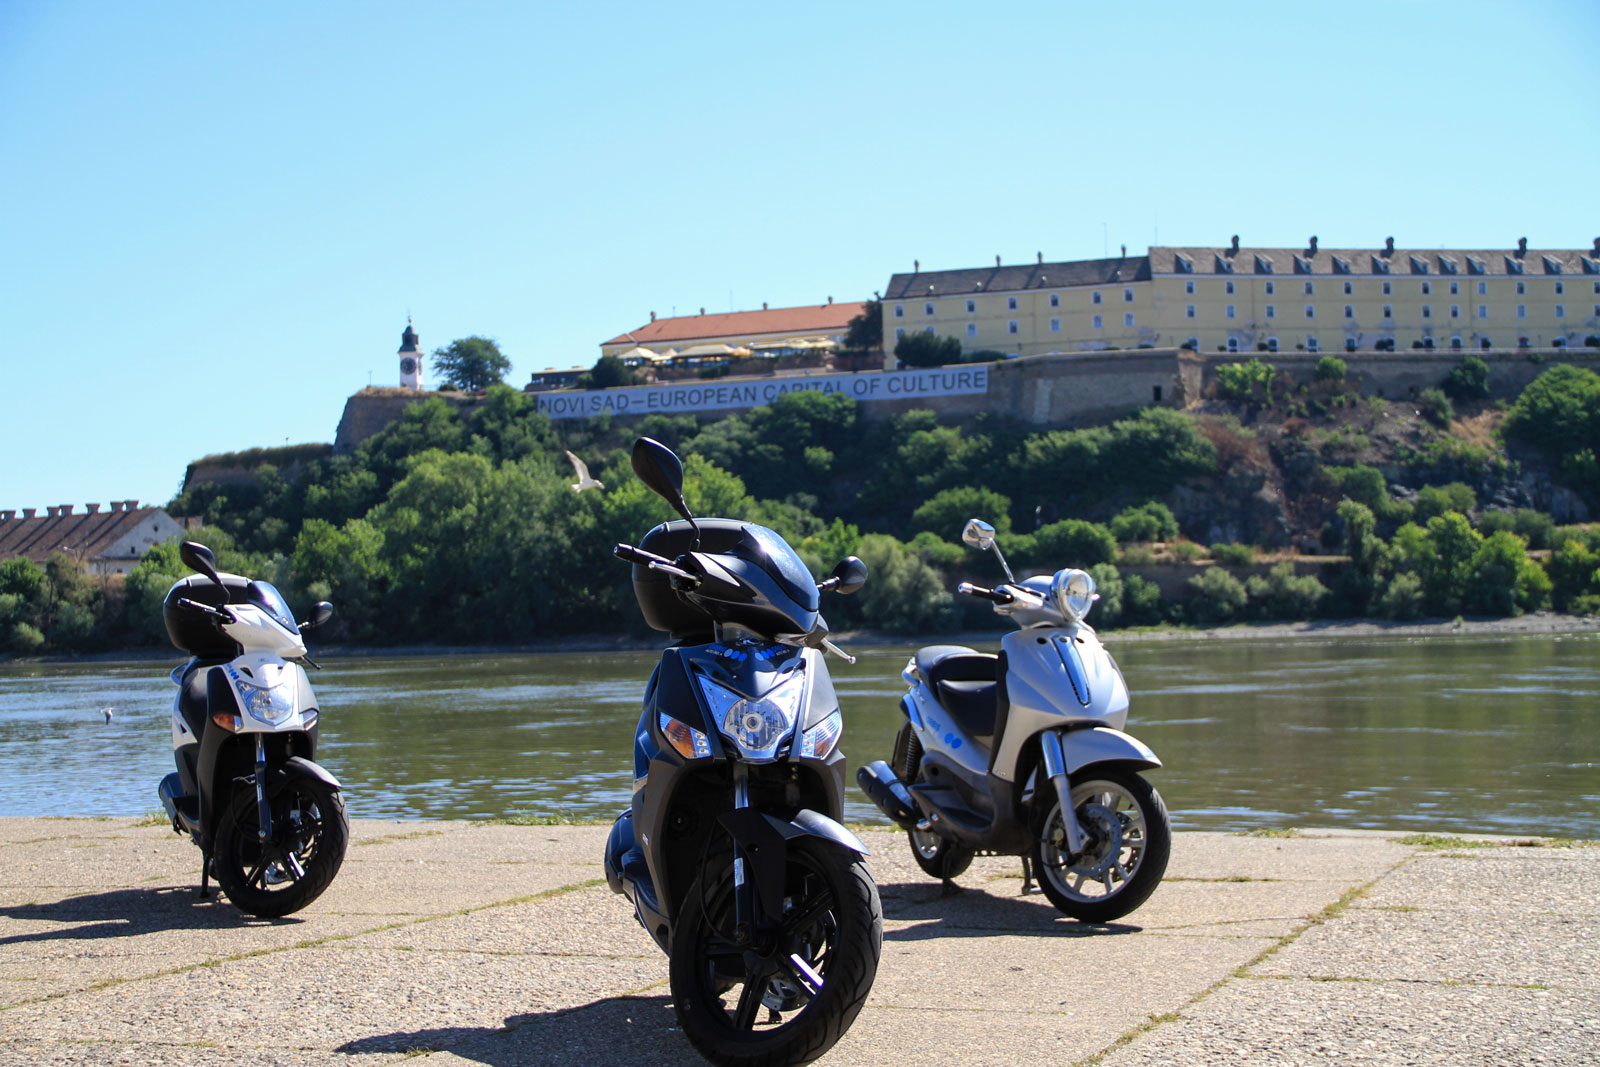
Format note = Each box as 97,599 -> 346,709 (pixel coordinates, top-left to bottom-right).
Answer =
957,582 -> 1014,605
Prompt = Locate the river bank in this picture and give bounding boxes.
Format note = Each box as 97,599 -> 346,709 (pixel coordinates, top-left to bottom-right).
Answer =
1,817 -> 1594,1065
4,610 -> 1596,666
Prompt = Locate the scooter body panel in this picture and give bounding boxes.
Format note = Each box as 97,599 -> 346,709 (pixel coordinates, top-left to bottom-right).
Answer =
992,624 -> 1129,783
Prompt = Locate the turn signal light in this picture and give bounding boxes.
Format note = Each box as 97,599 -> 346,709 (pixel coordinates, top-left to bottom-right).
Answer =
211,712 -> 242,732
659,712 -> 710,760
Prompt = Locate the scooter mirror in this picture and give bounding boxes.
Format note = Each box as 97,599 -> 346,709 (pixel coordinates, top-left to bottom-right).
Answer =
631,437 -> 693,522
828,556 -> 868,595
962,518 -> 997,550
179,541 -> 224,588
302,601 -> 334,630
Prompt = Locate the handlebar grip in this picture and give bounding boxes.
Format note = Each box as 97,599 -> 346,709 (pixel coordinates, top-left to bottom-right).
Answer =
614,543 -> 665,566
957,582 -> 1015,605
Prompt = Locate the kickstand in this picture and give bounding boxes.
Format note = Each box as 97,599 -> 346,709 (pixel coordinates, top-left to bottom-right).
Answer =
198,850 -> 212,900
1020,853 -> 1037,895
939,876 -> 963,898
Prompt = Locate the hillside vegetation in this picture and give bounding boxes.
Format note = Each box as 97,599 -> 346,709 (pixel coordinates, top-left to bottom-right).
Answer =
5,358 -> 1598,653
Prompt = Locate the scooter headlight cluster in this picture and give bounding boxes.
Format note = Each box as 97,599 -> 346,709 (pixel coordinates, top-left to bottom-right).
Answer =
1051,568 -> 1099,622
239,680 -> 296,725
696,669 -> 807,762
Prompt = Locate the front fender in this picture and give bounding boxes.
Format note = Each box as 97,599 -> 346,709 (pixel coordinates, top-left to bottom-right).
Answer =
764,808 -> 869,857
1060,725 -> 1161,774
269,756 -> 342,793
718,807 -> 869,924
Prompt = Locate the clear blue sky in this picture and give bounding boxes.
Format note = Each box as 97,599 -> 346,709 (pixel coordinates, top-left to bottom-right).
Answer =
2,0 -> 1596,512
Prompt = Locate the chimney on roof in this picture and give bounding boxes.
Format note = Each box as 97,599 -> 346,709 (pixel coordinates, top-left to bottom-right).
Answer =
85,503 -> 99,514
0,510 -> 13,521
699,307 -> 705,316
1120,244 -> 1126,258
762,302 -> 768,310
995,255 -> 1001,266
650,311 -> 656,322
1384,236 -> 1395,257
1228,235 -> 1240,257
1037,251 -> 1043,264
123,499 -> 138,510
23,508 -> 37,518
109,501 -> 123,512
60,504 -> 73,515
1308,236 -> 1319,255
1516,236 -> 1528,258
46,506 -> 58,518
827,295 -> 833,304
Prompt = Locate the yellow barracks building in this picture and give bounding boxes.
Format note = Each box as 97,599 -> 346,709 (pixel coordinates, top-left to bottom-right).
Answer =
883,238 -> 1600,358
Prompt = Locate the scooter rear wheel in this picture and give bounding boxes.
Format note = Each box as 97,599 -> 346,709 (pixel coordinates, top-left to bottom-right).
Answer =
908,828 -> 975,880
1032,767 -> 1170,923
212,773 -> 348,918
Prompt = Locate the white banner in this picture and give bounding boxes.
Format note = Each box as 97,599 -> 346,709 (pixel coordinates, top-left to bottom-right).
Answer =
529,366 -> 990,420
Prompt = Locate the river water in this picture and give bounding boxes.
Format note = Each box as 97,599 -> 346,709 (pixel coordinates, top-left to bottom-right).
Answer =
2,633 -> 1596,837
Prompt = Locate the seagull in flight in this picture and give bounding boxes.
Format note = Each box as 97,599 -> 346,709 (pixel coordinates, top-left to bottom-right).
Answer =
564,450 -> 604,493
101,707 -> 115,722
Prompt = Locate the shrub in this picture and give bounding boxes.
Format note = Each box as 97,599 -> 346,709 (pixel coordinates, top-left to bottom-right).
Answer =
1378,572 -> 1426,620
1031,519 -> 1117,567
909,486 -> 1012,538
905,530 -> 965,569
1086,563 -> 1123,626
1120,573 -> 1164,626
1417,387 -> 1454,428
1209,542 -> 1256,566
847,534 -> 955,632
1170,540 -> 1204,563
1186,567 -> 1248,624
1326,465 -> 1389,513
1547,536 -> 1600,611
1110,501 -> 1179,543
895,331 -> 964,368
6,620 -> 45,653
1118,544 -> 1156,566
1245,562 -> 1328,620
1314,355 -> 1348,383
1413,482 -> 1477,522
1215,359 -> 1278,402
1443,354 -> 1490,401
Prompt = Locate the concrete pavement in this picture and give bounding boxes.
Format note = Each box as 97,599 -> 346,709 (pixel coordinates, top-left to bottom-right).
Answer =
0,818 -> 1594,1065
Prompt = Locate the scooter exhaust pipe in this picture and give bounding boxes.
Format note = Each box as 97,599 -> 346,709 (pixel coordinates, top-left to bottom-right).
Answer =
856,761 -> 921,831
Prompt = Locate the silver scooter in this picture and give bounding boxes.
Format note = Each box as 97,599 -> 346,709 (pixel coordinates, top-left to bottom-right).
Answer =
858,518 -> 1170,922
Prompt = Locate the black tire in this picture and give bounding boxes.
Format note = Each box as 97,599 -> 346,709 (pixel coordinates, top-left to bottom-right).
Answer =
908,827 -> 974,880
670,837 -> 882,1067
212,771 -> 348,918
1032,767 -> 1170,923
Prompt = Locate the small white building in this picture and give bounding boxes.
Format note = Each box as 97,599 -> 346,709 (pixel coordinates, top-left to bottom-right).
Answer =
0,502 -> 186,575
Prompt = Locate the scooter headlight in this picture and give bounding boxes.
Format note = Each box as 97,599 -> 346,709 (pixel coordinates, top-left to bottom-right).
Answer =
696,670 -> 807,762
1051,568 -> 1099,622
239,680 -> 295,725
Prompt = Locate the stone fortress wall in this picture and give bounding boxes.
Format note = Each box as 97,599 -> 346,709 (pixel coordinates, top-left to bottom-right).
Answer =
333,348 -> 1600,452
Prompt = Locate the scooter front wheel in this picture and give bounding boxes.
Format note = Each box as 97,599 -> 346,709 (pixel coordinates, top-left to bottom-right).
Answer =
671,837 -> 882,1067
212,772 -> 348,918
1033,768 -> 1170,923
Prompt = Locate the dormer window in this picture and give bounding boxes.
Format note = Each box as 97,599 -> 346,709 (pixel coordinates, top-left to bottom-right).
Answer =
1370,256 -> 1391,274
1173,253 -> 1194,273
1332,256 -> 1352,274
1409,255 -> 1430,274
1438,256 -> 1459,275
1543,256 -> 1563,275
1293,255 -> 1313,274
1214,254 -> 1235,274
1505,257 -> 1525,275
1254,254 -> 1275,274
1467,256 -> 1487,275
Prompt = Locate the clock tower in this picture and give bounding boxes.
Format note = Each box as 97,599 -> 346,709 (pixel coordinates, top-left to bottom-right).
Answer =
398,319 -> 422,389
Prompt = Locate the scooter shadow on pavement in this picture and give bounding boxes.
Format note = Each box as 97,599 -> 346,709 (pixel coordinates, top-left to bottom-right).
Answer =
0,885 -> 299,947
876,880 -> 1143,942
335,995 -> 707,1066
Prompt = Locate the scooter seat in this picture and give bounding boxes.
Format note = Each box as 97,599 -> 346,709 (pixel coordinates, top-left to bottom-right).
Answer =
916,646 -> 1000,739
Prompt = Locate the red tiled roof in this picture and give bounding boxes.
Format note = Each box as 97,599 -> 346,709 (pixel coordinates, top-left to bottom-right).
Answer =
601,301 -> 867,348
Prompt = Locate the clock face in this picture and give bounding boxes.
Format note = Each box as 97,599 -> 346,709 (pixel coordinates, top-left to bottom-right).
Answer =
401,357 -> 417,375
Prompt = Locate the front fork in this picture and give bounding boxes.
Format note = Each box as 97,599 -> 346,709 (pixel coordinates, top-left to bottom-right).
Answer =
1039,730 -> 1086,856
731,763 -> 754,944
254,734 -> 273,842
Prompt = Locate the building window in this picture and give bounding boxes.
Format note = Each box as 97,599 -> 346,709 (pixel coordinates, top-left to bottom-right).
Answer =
1307,337 -> 1319,352
1478,304 -> 1488,318
1266,337 -> 1279,352
1008,320 -> 1019,334
1479,281 -> 1488,295
1481,337 -> 1492,350
1518,305 -> 1527,318
1556,281 -> 1565,295
1345,337 -> 1358,352
1123,312 -> 1135,327
1451,336 -> 1463,349
1049,317 -> 1060,332
924,302 -> 934,316
1450,281 -> 1460,295
1555,304 -> 1565,318
1124,288 -> 1134,302
1422,281 -> 1432,295
966,299 -> 976,313
1517,281 -> 1526,295
1422,305 -> 1432,319
1382,281 -> 1392,295
894,327 -> 905,340
1049,293 -> 1060,308
966,322 -> 977,338
1383,304 -> 1393,319
1518,336 -> 1530,348
1304,281 -> 1314,295
1554,337 -> 1567,348
1185,280 -> 1195,295
1344,305 -> 1354,319
1450,304 -> 1460,318
1266,305 -> 1277,319
1423,336 -> 1435,350
1344,280 -> 1353,295
1092,290 -> 1102,305
1226,304 -> 1236,319
893,304 -> 904,318
1228,337 -> 1240,352
925,325 -> 935,334
1265,281 -> 1276,296
1225,281 -> 1235,295
1092,314 -> 1103,329
1186,304 -> 1196,319
1007,296 -> 1018,311
1305,305 -> 1315,319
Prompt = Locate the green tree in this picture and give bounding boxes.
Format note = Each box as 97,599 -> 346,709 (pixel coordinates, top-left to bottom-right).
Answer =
1314,355 -> 1348,383
1503,364 -> 1600,499
578,354 -> 643,390
894,331 -> 963,368
1110,501 -> 1179,543
1245,562 -> 1328,620
841,299 -> 882,353
1443,354 -> 1490,401
910,486 -> 1012,538
1413,482 -> 1476,522
1186,567 -> 1248,624
844,534 -> 953,632
432,336 -> 512,391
